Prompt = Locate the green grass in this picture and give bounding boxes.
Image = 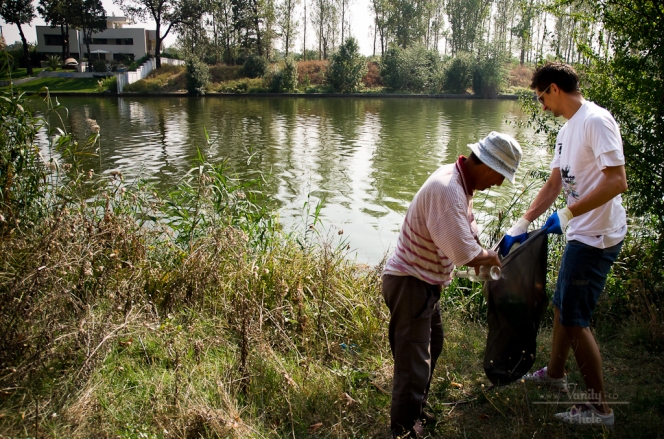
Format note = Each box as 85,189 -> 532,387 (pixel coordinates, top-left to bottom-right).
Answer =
0,67 -> 45,80
2,76 -> 108,92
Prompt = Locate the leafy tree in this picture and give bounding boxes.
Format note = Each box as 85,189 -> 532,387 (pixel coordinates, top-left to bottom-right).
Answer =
0,0 -> 36,75
511,0 -> 536,65
445,0 -> 491,54
311,0 -> 337,59
243,53 -> 268,77
114,0 -> 204,68
232,0 -> 275,57
370,0 -> 389,55
472,49 -> 506,97
185,57 -> 209,95
276,0 -> 298,56
386,0 -> 426,49
75,0 -> 107,61
281,56 -> 297,91
380,45 -> 441,92
38,0 -> 76,60
577,0 -> 664,249
443,51 -> 472,92
327,37 -> 366,92
208,0 -> 238,63
492,0 -> 519,55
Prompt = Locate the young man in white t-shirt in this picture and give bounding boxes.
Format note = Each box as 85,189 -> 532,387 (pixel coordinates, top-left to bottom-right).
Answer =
501,62 -> 628,426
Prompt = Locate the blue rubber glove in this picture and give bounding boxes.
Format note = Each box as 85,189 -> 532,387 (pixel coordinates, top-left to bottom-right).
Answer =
543,207 -> 573,235
499,218 -> 531,256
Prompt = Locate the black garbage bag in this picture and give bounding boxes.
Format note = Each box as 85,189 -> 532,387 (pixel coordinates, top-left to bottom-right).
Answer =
483,229 -> 548,386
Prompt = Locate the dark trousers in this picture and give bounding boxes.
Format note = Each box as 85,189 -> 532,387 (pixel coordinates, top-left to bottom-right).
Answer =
382,274 -> 445,432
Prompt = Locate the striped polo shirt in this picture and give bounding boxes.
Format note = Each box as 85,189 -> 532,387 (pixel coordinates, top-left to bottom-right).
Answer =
383,157 -> 482,286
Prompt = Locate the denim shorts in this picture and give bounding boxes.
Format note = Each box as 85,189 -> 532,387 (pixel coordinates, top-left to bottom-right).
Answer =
552,240 -> 623,327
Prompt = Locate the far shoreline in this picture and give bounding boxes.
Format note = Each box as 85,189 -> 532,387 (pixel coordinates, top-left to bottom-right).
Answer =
22,90 -> 521,99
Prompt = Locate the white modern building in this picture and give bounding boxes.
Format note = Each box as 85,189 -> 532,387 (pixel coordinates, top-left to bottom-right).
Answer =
36,16 -> 156,62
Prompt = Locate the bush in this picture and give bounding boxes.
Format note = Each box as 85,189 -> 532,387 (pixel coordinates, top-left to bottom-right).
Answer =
297,60 -> 327,85
380,46 -> 442,92
327,38 -> 366,93
92,59 -> 108,73
362,61 -> 382,87
508,63 -> 534,88
123,66 -> 185,93
128,54 -> 151,71
185,58 -> 210,96
443,53 -> 473,93
243,54 -> 268,78
472,55 -> 506,97
47,54 -> 61,71
0,91 -> 45,227
209,65 -> 242,82
281,57 -> 298,92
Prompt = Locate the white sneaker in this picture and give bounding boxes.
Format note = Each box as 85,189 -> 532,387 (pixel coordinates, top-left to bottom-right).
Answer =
523,366 -> 568,392
555,403 -> 614,427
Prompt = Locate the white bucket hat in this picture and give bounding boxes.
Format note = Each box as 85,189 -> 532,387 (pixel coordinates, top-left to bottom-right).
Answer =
468,132 -> 522,183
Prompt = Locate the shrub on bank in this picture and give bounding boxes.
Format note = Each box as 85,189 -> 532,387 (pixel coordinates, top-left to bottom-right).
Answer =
380,45 -> 443,93
243,54 -> 269,78
123,65 -> 185,93
270,57 -> 298,92
443,52 -> 473,93
297,60 -> 327,85
472,54 -> 506,98
209,64 -> 243,82
327,38 -> 367,93
363,61 -> 382,88
185,58 -> 210,96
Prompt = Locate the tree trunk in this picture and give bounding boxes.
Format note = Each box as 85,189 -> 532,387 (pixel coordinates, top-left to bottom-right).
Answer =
65,24 -> 70,59
86,36 -> 92,63
303,1 -> 307,60
251,0 -> 263,56
373,19 -> 377,56
155,22 -> 162,69
60,24 -> 66,61
341,0 -> 345,43
17,25 -> 32,76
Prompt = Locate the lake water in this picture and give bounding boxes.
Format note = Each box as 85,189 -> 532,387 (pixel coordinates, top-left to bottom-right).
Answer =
37,96 -> 550,265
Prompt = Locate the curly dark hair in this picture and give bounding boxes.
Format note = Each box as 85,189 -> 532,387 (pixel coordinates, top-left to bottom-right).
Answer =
530,62 -> 580,93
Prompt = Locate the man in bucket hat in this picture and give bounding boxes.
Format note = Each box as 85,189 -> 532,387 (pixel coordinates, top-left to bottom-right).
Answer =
382,131 -> 522,437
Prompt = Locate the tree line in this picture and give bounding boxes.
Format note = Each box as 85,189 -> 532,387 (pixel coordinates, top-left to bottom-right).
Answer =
1,0 -> 617,71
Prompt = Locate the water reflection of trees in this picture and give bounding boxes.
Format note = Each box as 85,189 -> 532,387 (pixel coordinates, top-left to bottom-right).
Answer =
32,96 -> 540,263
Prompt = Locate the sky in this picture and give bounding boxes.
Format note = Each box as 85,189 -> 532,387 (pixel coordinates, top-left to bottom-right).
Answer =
0,0 -> 379,56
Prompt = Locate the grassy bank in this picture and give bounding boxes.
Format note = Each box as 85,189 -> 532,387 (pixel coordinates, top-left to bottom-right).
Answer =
1,91 -> 663,439
0,76 -> 116,93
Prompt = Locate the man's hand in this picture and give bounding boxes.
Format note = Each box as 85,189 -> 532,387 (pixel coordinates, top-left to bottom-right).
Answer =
543,207 -> 573,235
499,217 -> 531,256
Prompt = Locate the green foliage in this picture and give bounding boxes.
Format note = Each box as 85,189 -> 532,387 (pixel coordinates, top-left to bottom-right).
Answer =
243,54 -> 269,78
575,0 -> 664,251
268,58 -> 298,93
127,54 -> 151,71
0,91 -> 45,227
443,52 -> 473,93
380,45 -> 442,92
185,58 -> 210,96
91,58 -> 107,73
47,54 -> 61,71
327,38 -> 366,93
281,57 -> 298,92
472,53 -> 507,97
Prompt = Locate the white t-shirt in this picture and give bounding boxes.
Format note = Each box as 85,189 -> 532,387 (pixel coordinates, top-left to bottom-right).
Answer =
550,101 -> 626,248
